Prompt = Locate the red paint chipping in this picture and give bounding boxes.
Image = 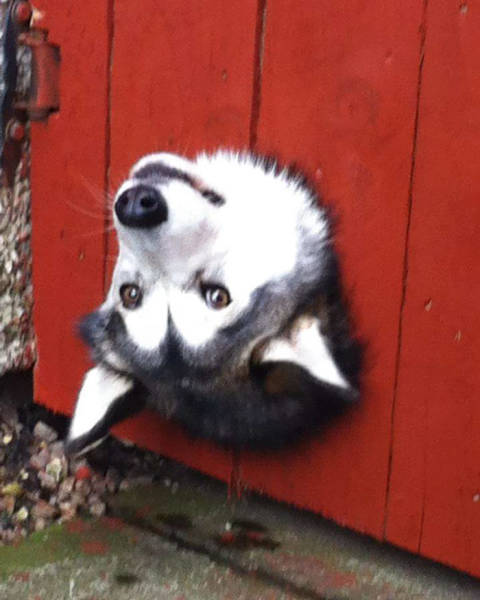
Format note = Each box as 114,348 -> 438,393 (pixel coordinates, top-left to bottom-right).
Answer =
12,572 -> 30,582
219,532 -> 236,544
101,516 -> 125,531
81,540 -> 109,555
246,531 -> 265,542
66,519 -> 91,534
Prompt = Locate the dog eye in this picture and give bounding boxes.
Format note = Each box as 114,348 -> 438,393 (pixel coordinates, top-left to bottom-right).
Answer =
120,283 -> 142,309
201,284 -> 231,309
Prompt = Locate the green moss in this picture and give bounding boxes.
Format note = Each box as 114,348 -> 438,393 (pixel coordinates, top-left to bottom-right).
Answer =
0,524 -> 79,579
0,517 -> 133,580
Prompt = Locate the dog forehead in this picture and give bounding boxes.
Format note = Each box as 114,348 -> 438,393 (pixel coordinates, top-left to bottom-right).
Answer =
130,152 -> 197,177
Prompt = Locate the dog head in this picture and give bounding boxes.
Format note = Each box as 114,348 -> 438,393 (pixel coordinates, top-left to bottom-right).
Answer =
67,151 -> 362,453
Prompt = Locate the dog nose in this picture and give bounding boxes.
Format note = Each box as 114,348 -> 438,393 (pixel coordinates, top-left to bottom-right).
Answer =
114,185 -> 168,228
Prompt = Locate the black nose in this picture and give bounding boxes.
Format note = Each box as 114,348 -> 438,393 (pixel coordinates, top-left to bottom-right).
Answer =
114,185 -> 168,228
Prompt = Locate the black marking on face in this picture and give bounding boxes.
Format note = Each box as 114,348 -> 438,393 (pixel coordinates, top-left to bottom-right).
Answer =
199,189 -> 224,206
133,162 -> 225,206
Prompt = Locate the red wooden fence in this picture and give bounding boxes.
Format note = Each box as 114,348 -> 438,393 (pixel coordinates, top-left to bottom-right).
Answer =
30,0 -> 480,577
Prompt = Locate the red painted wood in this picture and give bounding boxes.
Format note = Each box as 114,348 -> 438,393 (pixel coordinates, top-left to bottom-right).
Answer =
385,2 -> 480,577
30,0 -> 480,576
106,0 -> 259,479
109,0 -> 259,179
31,1 -> 111,413
239,0 -> 424,538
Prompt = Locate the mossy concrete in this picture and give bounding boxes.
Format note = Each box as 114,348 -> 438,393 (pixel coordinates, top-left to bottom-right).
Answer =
0,467 -> 479,600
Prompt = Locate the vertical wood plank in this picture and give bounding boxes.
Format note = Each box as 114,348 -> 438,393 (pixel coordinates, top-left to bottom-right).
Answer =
31,1 -> 111,413
385,1 -> 480,577
108,0 -> 259,480
239,0 -> 424,537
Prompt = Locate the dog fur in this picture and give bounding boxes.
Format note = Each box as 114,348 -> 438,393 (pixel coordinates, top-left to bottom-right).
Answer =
66,151 -> 362,453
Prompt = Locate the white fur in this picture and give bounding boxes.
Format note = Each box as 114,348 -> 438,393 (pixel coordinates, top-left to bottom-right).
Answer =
261,318 -> 350,390
68,366 -> 133,441
121,280 -> 168,351
111,151 -> 330,350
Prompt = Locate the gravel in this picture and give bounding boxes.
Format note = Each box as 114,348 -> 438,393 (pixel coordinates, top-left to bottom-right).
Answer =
0,397 -> 169,545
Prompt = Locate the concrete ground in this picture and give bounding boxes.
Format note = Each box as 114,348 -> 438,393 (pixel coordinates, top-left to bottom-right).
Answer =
0,463 -> 479,600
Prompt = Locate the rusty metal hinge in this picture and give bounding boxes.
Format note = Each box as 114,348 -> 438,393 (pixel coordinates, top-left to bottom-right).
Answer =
15,27 -> 60,120
0,0 -> 60,184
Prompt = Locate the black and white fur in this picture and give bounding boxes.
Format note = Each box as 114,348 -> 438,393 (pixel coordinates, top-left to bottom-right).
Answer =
66,151 -> 362,453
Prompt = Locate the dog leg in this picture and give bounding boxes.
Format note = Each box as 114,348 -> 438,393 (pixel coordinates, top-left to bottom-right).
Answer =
66,364 -> 146,455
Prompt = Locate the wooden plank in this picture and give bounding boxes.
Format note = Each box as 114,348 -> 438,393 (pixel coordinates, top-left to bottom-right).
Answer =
239,0 -> 424,538
107,0 -> 259,480
109,0 -> 259,178
385,1 -> 480,577
31,1 -> 111,413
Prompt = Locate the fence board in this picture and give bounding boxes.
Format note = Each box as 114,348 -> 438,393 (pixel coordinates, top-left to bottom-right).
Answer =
239,0 -> 424,538
107,0 -> 259,479
385,1 -> 480,577
31,0 -> 111,413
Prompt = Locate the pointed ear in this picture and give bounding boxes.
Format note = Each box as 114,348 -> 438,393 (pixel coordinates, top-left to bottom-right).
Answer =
66,365 -> 146,456
257,316 -> 352,393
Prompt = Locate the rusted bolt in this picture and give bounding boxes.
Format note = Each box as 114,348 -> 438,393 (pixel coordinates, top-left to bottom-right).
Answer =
7,120 -> 26,142
14,1 -> 32,25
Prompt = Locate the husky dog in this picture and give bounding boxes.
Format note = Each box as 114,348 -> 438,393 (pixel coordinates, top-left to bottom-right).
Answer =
66,151 -> 362,454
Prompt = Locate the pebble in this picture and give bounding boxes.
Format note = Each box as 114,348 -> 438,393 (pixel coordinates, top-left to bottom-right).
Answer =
49,440 -> 65,458
58,476 -> 75,501
34,517 -> 46,532
33,421 -> 58,443
14,506 -> 29,522
2,433 -> 13,445
32,500 -> 58,520
89,501 -> 106,517
29,448 -> 50,470
46,457 -> 66,482
0,407 -> 167,546
74,479 -> 91,497
38,470 -> 56,490
59,502 -> 77,521
2,481 -> 24,497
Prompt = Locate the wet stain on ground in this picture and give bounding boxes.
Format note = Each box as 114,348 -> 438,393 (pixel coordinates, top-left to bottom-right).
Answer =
155,512 -> 193,530
114,572 -> 141,585
230,518 -> 267,532
81,540 -> 110,555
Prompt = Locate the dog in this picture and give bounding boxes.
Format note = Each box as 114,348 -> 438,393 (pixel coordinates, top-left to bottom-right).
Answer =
66,150 -> 362,454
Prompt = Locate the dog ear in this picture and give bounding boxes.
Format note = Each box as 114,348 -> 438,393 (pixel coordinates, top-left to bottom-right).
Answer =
65,365 -> 146,456
257,316 -> 353,394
